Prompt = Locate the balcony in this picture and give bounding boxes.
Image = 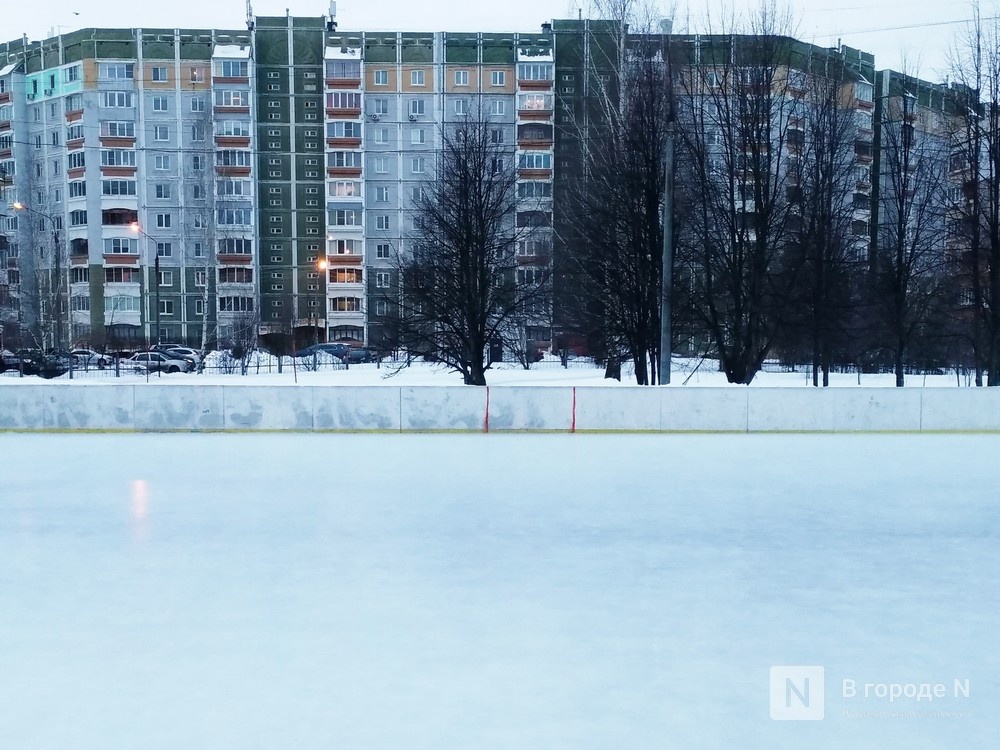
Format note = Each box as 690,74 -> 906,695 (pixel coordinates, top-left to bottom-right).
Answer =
100,136 -> 136,148
217,252 -> 254,265
100,166 -> 137,177
326,106 -> 362,119
0,120 -> 10,132
214,105 -> 250,115
67,137 -> 85,151
0,147 -> 10,159
326,137 -> 362,149
327,166 -> 362,178
326,76 -> 361,89
212,75 -> 250,85
517,79 -> 553,91
215,135 -> 250,148
0,92 -> 10,104
518,168 -> 552,179
518,108 -> 553,121
65,108 -> 84,122
68,167 -> 86,179
216,165 -> 252,177
102,254 -> 140,265
326,254 -> 363,265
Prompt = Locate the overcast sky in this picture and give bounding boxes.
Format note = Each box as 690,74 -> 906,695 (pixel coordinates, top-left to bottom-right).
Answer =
1,0 -> 993,79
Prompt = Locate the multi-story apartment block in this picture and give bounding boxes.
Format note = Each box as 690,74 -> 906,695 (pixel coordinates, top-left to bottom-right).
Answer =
0,11 -> 972,358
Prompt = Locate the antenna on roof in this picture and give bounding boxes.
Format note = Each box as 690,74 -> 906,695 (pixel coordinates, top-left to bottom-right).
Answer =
328,1 -> 338,33
246,0 -> 255,31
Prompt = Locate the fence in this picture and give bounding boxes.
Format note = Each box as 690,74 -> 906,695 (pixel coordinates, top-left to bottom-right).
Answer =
2,385 -> 1000,432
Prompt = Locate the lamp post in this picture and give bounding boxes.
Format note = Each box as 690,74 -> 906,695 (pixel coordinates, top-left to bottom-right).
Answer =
316,257 -> 328,345
130,222 -> 160,346
12,201 -> 64,350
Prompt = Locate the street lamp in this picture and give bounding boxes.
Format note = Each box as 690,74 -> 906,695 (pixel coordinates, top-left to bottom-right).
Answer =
315,257 -> 328,345
130,222 -> 160,346
12,201 -> 65,350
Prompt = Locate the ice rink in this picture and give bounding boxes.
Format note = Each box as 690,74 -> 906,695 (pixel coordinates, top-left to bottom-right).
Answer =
1,433 -> 996,749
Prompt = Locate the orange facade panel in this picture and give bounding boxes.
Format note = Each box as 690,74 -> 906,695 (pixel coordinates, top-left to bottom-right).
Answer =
103,254 -> 140,265
518,80 -> 553,91
99,136 -> 136,148
326,77 -> 361,89
0,92 -> 10,104
327,167 -> 362,178
66,137 -> 85,150
518,168 -> 552,179
213,76 -> 250,85
519,109 -> 553,121
326,255 -> 363,265
65,110 -> 83,123
217,254 -> 254,265
215,135 -> 251,148
100,166 -> 137,177
216,166 -> 252,177
214,105 -> 251,115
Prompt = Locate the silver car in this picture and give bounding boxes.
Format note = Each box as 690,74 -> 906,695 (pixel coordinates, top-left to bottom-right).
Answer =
127,351 -> 192,374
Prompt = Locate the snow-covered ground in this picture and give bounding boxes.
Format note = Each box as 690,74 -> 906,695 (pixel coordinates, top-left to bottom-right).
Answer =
0,433 -> 995,749
0,354 -> 978,387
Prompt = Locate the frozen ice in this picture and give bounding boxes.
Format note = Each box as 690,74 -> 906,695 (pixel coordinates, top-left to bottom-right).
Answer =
0,433 -> 996,748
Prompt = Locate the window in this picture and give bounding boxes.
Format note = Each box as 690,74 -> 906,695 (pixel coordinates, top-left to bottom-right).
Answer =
190,66 -> 206,83
410,186 -> 424,202
518,63 -> 553,81
151,66 -> 168,82
328,151 -> 362,168
408,99 -> 425,117
69,181 -> 87,198
855,81 -> 874,103
191,124 -> 206,141
491,70 -> 506,86
518,153 -> 552,169
215,90 -> 249,107
101,121 -> 134,139
411,69 -> 425,86
331,210 -> 362,226
217,208 -> 253,225
66,124 -> 84,142
50,130 -> 61,147
374,69 -> 388,86
454,70 -> 469,86
329,268 -> 363,284
330,180 -> 361,197
154,213 -> 171,228
411,128 -> 426,145
219,238 -> 253,255
192,155 -> 205,171
455,98 -> 468,115
159,300 -> 174,315
151,96 -> 169,112
219,297 -> 254,312
376,243 -> 390,259
193,242 -> 205,257
101,91 -> 133,108
68,152 -> 86,169
372,98 -> 388,115
155,184 -> 171,199
154,154 -> 171,170
193,184 -> 205,200
374,157 -> 389,174
104,238 -> 138,254
191,97 -> 206,112
490,128 -> 504,144
326,92 -> 362,109
374,186 -> 389,202
330,297 -> 361,312
195,299 -> 205,316
216,150 -> 252,167
99,62 -> 134,80
518,181 -> 552,199
326,121 -> 362,139
108,295 -> 141,311
71,268 -> 90,284
374,127 -> 388,144
105,267 -> 141,284
518,93 -> 552,111
216,60 -> 249,78
153,125 -> 169,141
490,99 -> 505,116
100,149 -> 137,167
411,156 -> 426,174
376,271 -> 391,288
218,268 -> 253,283
158,270 -> 173,287
64,64 -> 81,83
69,210 -> 87,227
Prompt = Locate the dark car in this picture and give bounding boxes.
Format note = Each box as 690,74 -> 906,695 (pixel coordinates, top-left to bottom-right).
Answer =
14,350 -> 72,378
293,343 -> 350,359
343,348 -> 376,364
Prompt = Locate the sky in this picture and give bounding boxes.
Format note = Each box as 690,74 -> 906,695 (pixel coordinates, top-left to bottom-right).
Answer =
0,0 -> 995,79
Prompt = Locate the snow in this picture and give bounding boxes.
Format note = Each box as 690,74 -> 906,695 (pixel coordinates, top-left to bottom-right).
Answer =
0,355 -> 977,387
0,433 -> 995,748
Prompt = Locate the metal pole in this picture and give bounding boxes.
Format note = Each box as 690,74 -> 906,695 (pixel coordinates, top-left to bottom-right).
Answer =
659,121 -> 674,385
53,226 -> 62,351
154,252 -> 161,345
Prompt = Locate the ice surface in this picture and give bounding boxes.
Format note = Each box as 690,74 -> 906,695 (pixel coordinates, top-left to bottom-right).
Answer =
0,433 -> 996,748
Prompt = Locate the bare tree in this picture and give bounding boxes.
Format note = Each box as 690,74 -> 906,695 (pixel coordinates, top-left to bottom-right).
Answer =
948,4 -> 1000,385
870,71 -> 951,386
673,3 -> 804,383
388,114 -> 547,385
562,23 -> 671,385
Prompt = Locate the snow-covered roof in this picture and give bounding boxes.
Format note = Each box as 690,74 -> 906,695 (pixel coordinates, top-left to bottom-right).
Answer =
517,49 -> 553,63
0,63 -> 20,77
325,46 -> 361,60
212,44 -> 251,59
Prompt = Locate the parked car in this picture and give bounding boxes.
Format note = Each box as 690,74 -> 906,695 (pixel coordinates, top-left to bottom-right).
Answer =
343,348 -> 376,364
13,349 -> 73,378
293,344 -> 347,360
71,349 -> 113,369
0,348 -> 20,372
159,346 -> 203,365
127,351 -> 193,374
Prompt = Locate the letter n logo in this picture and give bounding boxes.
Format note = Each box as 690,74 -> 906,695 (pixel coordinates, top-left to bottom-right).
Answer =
770,666 -> 825,720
